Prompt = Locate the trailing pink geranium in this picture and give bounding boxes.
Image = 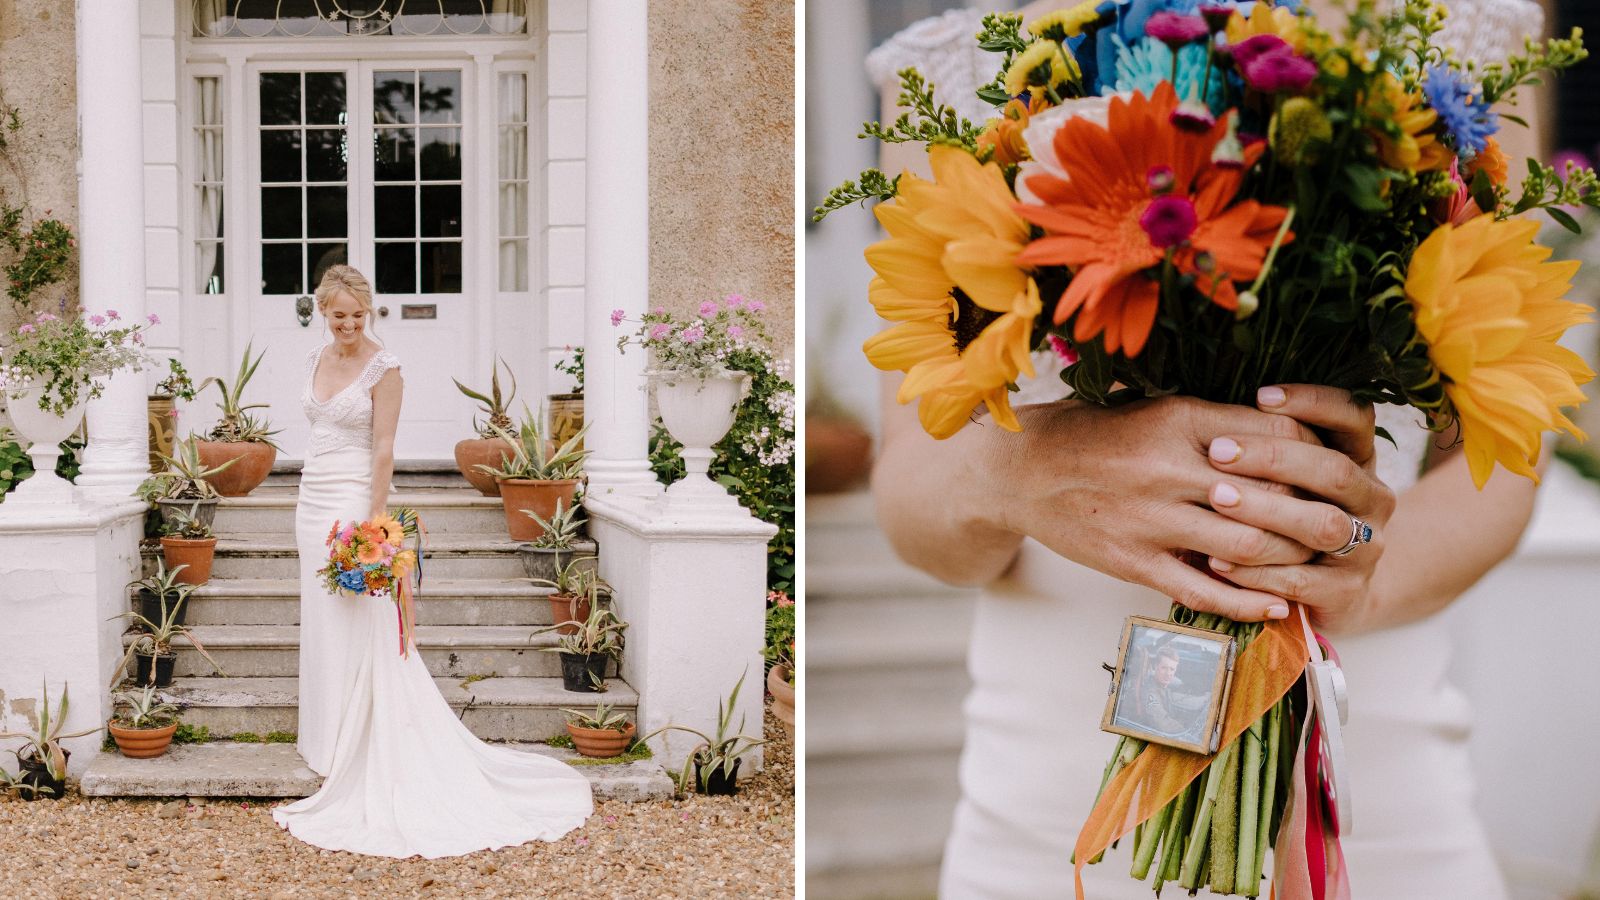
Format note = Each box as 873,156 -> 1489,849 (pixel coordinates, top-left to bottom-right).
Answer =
0,307 -> 154,415
613,294 -> 776,377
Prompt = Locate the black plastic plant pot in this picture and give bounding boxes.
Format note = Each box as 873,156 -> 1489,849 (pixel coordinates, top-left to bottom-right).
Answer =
697,758 -> 741,796
134,652 -> 177,687
17,751 -> 68,801
136,589 -> 187,628
558,652 -> 608,692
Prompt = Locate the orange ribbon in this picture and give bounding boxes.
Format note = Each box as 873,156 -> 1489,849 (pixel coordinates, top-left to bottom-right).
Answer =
1072,608 -> 1310,899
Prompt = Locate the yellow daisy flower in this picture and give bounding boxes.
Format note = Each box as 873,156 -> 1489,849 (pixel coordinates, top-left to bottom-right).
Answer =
1226,3 -> 1313,55
1406,216 -> 1595,487
863,145 -> 1039,438
1028,3 -> 1102,42
1004,40 -> 1080,102
1364,73 -> 1452,173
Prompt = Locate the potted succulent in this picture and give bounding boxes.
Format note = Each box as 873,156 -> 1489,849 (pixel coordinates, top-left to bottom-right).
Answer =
159,502 -> 218,585
517,497 -> 587,577
548,346 -> 584,450
137,435 -> 237,529
539,605 -> 626,693
528,553 -> 605,636
560,701 -> 635,759
148,356 -> 196,474
0,680 -> 101,800
637,671 -> 770,797
479,409 -> 590,541
129,559 -> 197,627
110,587 -> 224,688
194,341 -> 281,496
106,683 -> 180,759
452,357 -> 518,496
764,593 -> 796,738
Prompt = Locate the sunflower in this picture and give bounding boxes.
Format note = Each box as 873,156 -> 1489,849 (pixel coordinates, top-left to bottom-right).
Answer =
863,144 -> 1039,438
371,514 -> 406,546
1363,72 -> 1453,174
1406,216 -> 1595,487
1004,40 -> 1081,102
392,549 -> 417,581
1014,83 -> 1293,356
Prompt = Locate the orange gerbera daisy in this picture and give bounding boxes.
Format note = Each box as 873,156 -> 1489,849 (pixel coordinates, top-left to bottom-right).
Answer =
357,541 -> 385,566
1014,83 -> 1293,356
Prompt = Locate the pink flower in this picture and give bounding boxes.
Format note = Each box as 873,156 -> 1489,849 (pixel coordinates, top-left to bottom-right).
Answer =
649,323 -> 671,340
132,333 -> 144,344
18,323 -> 34,334
105,309 -> 120,321
727,325 -> 744,340
748,300 -> 765,313
1140,195 -> 1198,249
610,308 -> 625,327
1047,334 -> 1080,366
147,313 -> 161,325
725,294 -> 746,309
575,836 -> 589,847
653,306 -> 667,315
1170,99 -> 1216,132
1145,12 -> 1209,47
36,312 -> 56,323
604,815 -> 617,824
680,325 -> 705,344
1197,4 -> 1235,30
89,314 -> 105,326
1229,34 -> 1293,70
1243,53 -> 1318,93
698,300 -> 718,317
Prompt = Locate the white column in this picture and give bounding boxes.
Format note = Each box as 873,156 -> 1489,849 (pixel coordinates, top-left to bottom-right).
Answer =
72,0 -> 151,497
582,0 -> 659,494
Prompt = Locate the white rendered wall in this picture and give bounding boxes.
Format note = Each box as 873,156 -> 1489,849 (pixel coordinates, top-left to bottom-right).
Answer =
542,0 -> 588,394
142,0 -> 183,363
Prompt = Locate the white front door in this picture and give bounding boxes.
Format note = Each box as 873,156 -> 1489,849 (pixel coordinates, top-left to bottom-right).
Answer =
243,61 -> 474,460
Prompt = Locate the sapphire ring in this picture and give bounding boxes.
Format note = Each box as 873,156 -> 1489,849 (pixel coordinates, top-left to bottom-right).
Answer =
1330,516 -> 1373,557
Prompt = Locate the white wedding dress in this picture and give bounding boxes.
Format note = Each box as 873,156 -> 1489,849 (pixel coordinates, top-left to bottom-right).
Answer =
867,3 -> 1541,897
272,343 -> 593,858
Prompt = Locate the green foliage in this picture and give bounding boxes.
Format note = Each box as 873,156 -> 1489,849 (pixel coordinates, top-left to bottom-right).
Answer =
1,310 -> 154,415
479,406 -> 589,481
173,722 -> 211,744
2,217 -> 74,307
154,357 -> 197,402
0,426 -> 82,500
232,732 -> 262,743
812,169 -> 900,222
553,346 -> 584,395
566,741 -> 652,767
1474,29 -> 1589,107
137,435 -> 237,502
763,599 -> 795,671
974,13 -> 1033,106
264,731 -> 296,744
649,360 -> 795,595
453,356 -> 518,436
0,680 -> 101,782
637,671 -> 769,798
198,341 -> 282,447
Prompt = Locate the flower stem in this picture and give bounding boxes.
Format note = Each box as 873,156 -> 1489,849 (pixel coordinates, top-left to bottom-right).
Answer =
1210,730 -> 1243,893
1252,700 -> 1284,892
1132,797 -> 1173,880
1179,739 -> 1236,888
1236,714 -> 1266,894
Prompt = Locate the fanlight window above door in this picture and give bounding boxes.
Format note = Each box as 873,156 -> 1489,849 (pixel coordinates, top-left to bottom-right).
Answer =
192,0 -> 529,38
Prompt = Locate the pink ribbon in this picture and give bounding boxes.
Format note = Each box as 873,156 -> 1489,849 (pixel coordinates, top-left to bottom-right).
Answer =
1272,612 -> 1351,900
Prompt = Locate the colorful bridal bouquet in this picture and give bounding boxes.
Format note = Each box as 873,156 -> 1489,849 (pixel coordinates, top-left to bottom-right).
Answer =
0,307 -> 156,415
612,294 -> 777,378
819,1 -> 1595,897
319,509 -> 426,657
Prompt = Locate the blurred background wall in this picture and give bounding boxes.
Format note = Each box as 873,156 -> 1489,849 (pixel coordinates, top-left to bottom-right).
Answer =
804,1 -> 1600,897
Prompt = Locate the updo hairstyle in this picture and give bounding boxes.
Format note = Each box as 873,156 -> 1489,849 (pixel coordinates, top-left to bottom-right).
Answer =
314,264 -> 376,318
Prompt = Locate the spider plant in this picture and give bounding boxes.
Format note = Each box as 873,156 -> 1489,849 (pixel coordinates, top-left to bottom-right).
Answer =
0,679 -> 101,790
197,340 -> 282,447
453,356 -> 518,437
636,670 -> 770,796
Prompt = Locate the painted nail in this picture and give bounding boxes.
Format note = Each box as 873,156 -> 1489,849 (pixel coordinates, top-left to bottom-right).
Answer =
1209,556 -> 1234,573
1209,437 -> 1240,463
1258,385 -> 1286,407
1212,482 -> 1241,507
1267,604 -> 1290,619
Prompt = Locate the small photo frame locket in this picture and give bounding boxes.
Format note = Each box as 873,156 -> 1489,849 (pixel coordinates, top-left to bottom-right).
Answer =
1101,616 -> 1238,755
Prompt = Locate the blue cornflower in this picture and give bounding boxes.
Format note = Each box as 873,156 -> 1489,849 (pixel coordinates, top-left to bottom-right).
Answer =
1423,65 -> 1498,159
1105,36 -> 1229,115
337,567 -> 367,593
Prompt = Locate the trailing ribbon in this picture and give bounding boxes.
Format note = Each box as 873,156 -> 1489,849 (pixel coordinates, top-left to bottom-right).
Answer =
1272,614 -> 1350,900
1072,609 -> 1308,899
392,508 -> 426,658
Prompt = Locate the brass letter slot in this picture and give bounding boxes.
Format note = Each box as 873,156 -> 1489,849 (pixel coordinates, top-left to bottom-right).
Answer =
401,304 -> 437,320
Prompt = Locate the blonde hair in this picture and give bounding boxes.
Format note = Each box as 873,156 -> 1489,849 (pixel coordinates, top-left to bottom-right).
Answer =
314,265 -> 383,343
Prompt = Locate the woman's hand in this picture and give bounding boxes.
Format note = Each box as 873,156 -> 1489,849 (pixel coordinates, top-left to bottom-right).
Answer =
978,395 -> 1333,622
1202,385 -> 1398,634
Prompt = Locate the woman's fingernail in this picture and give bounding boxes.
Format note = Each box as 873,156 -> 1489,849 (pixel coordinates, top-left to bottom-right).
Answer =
1209,556 -> 1234,573
1267,604 -> 1290,620
1212,482 -> 1241,507
1258,386 -> 1286,407
1209,437 -> 1240,463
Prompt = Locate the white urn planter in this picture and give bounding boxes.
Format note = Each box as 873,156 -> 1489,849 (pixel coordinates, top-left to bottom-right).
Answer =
5,386 -> 84,505
652,368 -> 749,512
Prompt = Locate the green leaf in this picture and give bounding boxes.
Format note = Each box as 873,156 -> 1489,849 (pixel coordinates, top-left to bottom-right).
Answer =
1374,425 -> 1396,449
1547,206 -> 1582,234
1500,113 -> 1529,128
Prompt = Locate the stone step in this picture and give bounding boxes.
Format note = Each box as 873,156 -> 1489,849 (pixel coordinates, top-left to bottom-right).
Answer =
266,460 -> 475,493
134,675 -> 637,742
124,624 -> 590,679
213,490 -> 518,536
149,577 -> 565,627
206,533 -> 533,579
80,741 -> 672,801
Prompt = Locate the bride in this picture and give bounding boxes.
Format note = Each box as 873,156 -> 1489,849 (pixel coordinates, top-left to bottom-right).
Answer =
272,265 -> 593,858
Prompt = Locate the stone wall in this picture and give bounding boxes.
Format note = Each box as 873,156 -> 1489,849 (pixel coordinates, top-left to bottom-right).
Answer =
0,0 -> 79,334
648,0 -> 795,353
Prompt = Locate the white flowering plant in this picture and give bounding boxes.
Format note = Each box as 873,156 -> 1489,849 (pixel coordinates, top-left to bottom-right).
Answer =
0,308 -> 157,416
613,294 -> 775,378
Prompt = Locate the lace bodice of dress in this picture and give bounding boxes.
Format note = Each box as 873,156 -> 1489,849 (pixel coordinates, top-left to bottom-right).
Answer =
302,345 -> 401,456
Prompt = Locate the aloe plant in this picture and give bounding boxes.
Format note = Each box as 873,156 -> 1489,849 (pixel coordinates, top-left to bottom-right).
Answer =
109,587 -> 224,687
477,405 -> 590,481
524,498 -> 585,550
198,340 -> 282,447
636,670 -> 769,796
110,684 -> 180,730
0,680 -> 102,788
453,357 -> 518,437
136,435 -> 239,501
160,501 -> 215,539
538,604 -> 627,659
560,701 -> 630,733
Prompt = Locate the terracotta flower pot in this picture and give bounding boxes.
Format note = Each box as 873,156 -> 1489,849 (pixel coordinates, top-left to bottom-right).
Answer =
498,478 -> 580,541
454,437 -> 515,497
147,395 -> 177,474
195,440 -> 275,497
805,417 -> 873,494
160,536 -> 217,585
108,720 -> 177,759
767,664 -> 795,739
548,592 -> 592,636
566,721 -> 635,759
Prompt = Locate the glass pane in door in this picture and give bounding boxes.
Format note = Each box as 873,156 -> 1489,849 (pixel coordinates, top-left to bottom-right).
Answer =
373,69 -> 463,296
259,71 -> 349,294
